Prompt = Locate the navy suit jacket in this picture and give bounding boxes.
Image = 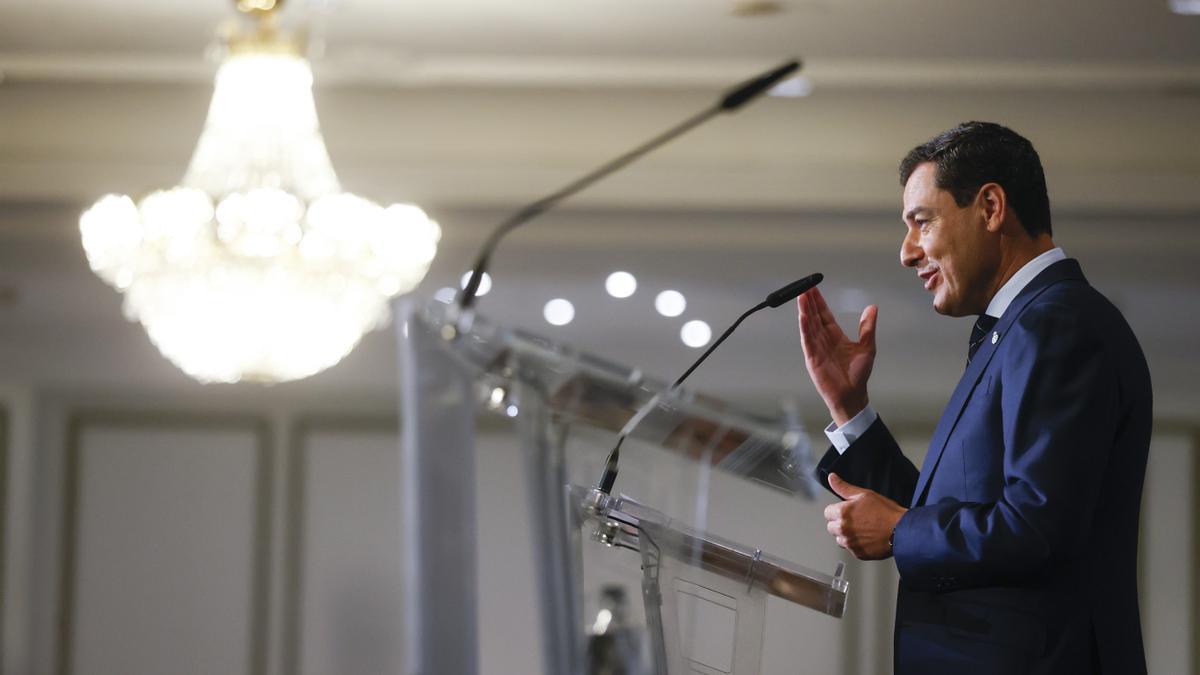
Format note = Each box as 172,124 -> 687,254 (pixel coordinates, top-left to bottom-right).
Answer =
816,259 -> 1152,675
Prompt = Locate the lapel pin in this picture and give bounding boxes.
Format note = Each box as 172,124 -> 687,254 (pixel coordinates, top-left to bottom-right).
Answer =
991,331 -> 999,344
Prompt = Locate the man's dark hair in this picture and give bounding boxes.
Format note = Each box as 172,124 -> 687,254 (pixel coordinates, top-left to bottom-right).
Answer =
899,121 -> 1052,237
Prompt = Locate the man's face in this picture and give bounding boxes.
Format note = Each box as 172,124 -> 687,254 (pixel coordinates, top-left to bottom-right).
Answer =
899,162 -> 998,317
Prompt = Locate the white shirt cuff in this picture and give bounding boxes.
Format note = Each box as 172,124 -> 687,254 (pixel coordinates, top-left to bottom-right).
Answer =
824,405 -> 878,455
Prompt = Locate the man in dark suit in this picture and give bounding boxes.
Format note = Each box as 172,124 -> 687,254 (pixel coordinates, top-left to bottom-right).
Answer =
797,121 -> 1152,674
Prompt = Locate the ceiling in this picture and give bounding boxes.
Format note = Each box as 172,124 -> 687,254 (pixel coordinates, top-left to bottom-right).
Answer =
0,0 -> 1198,423
3,0 -> 1200,62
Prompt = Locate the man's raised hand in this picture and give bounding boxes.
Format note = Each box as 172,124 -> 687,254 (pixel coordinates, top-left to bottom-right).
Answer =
796,287 -> 878,426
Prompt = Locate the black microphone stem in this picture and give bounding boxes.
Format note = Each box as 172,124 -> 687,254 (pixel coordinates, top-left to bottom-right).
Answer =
457,58 -> 801,312
671,302 -> 766,390
596,272 -> 822,496
597,301 -> 765,495
460,105 -> 720,311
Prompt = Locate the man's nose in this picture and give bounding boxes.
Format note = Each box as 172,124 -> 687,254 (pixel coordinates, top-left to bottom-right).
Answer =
900,230 -> 922,268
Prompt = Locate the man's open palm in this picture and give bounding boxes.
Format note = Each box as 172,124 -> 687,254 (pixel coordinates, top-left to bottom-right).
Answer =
796,288 -> 878,425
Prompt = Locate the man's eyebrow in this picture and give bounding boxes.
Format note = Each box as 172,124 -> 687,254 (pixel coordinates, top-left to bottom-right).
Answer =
904,206 -> 939,221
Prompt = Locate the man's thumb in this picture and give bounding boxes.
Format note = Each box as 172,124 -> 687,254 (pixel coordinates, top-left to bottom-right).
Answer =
828,472 -> 864,500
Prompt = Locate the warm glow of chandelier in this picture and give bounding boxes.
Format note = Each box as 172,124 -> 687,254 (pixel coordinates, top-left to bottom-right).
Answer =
79,0 -> 440,384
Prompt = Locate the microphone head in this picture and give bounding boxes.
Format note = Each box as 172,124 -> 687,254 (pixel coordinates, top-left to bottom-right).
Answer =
764,272 -> 823,308
720,59 -> 802,111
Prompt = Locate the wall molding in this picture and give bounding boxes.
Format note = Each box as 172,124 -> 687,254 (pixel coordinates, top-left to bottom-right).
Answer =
1193,429 -> 1199,675
0,405 -> 8,669
54,410 -> 274,675
281,414 -> 398,675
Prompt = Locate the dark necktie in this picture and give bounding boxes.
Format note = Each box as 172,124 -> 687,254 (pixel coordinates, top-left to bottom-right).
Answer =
967,314 -> 999,366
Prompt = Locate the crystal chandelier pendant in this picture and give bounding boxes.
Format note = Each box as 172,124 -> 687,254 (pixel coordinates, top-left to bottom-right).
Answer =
79,1 -> 440,384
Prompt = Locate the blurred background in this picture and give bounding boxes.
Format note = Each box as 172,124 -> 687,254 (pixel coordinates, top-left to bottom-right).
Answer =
0,0 -> 1197,673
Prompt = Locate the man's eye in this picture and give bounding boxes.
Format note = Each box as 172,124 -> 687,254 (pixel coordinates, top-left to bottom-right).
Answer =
915,219 -> 929,228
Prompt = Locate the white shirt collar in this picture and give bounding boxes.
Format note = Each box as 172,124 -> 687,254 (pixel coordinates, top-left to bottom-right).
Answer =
984,247 -> 1067,319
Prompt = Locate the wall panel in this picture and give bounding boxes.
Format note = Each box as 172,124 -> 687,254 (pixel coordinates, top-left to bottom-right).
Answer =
285,419 -> 404,675
1140,432 -> 1196,675
0,404 -> 8,667
57,413 -> 271,675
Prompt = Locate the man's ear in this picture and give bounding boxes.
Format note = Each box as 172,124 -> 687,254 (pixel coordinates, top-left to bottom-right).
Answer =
978,182 -> 1007,233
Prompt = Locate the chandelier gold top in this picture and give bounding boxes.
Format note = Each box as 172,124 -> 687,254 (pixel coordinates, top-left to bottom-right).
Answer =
228,0 -> 300,56
235,0 -> 283,16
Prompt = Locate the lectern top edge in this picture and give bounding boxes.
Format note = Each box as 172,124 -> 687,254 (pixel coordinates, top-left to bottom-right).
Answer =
413,298 -> 818,497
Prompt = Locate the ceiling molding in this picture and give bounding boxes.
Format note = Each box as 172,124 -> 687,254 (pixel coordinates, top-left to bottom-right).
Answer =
3,52 -> 1199,94
3,158 -> 1198,212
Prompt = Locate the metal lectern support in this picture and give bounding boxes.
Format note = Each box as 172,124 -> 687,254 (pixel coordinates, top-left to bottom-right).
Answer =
515,381 -> 586,675
398,301 -> 478,675
579,487 -> 849,674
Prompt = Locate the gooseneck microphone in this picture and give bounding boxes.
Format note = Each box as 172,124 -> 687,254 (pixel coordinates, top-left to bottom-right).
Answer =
456,58 -> 802,312
595,273 -> 824,495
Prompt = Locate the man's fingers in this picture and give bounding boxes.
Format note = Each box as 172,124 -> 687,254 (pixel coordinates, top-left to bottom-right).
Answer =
798,291 -> 842,356
802,288 -> 838,334
797,293 -> 821,334
823,503 -> 840,521
835,536 -> 849,549
826,520 -> 842,536
797,296 -> 814,343
798,298 -> 832,360
859,305 -> 878,348
811,288 -> 846,336
797,297 -> 814,342
828,473 -> 867,500
808,287 -> 831,321
798,289 -> 814,314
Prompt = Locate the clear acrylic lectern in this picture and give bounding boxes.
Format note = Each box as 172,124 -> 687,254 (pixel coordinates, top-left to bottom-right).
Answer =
398,298 -> 849,675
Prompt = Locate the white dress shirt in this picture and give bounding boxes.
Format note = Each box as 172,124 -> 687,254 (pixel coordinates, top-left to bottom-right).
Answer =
824,247 -> 1067,454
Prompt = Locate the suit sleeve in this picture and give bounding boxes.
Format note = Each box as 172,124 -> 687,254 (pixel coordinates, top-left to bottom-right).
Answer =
893,302 -> 1119,591
815,416 -> 919,505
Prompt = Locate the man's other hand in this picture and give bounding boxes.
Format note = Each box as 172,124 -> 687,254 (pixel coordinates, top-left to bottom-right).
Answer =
824,473 -> 907,560
796,288 -> 877,426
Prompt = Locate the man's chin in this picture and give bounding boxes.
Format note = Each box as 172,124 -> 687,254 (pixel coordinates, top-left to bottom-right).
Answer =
931,295 -> 970,318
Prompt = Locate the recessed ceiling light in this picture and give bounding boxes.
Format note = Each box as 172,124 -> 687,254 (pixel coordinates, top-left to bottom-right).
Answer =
769,76 -> 813,98
605,271 -> 637,298
543,298 -> 575,326
655,290 -> 687,317
1170,0 -> 1200,13
460,271 -> 492,297
681,320 -> 712,348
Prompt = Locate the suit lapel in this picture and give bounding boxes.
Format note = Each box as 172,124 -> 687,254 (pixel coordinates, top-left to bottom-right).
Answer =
909,259 -> 1087,507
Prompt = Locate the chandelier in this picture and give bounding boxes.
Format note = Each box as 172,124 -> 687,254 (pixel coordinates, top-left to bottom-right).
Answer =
79,0 -> 440,384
